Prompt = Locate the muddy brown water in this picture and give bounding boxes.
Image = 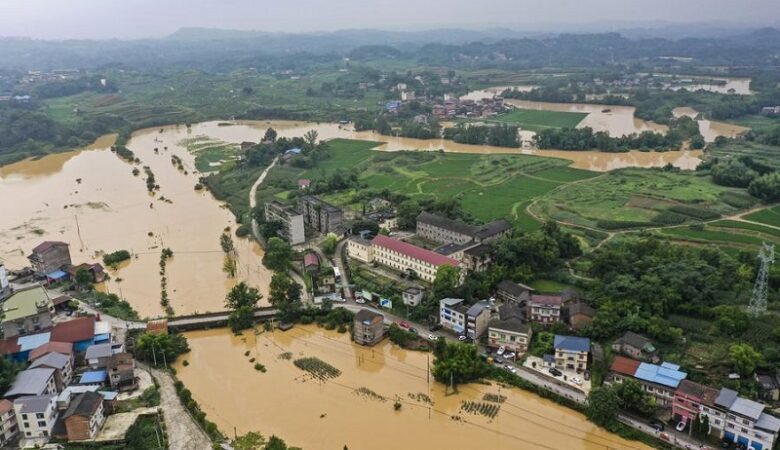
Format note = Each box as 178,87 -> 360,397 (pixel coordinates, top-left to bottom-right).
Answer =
173,325 -> 652,450
672,107 -> 750,143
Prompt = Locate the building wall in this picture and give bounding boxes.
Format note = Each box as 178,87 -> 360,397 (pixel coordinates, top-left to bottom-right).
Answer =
2,310 -> 54,338
467,311 -> 491,339
346,240 -> 373,263
15,399 -> 57,440
607,373 -> 675,406
555,349 -> 588,372
402,290 -> 423,307
300,197 -> 343,234
487,328 -> 531,354
264,202 -> 305,245
530,305 -> 561,324
0,410 -> 18,445
65,403 -> 104,441
416,221 -> 472,245
32,245 -> 72,274
440,307 -> 465,333
698,404 -> 777,450
372,244 -> 444,283
354,319 -> 383,346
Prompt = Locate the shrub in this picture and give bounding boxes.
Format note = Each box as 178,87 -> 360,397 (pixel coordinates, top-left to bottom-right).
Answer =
651,210 -> 687,225
596,220 -> 654,230
669,205 -> 720,220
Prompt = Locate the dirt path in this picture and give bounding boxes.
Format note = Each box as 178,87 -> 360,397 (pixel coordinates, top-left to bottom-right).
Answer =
147,365 -> 212,450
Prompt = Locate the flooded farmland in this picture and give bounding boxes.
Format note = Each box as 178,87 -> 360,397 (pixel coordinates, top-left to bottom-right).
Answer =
0,128 -> 272,318
672,107 -> 750,142
173,325 -> 652,450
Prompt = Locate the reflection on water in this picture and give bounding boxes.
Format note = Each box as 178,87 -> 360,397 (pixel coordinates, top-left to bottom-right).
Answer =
174,326 -> 651,450
0,130 -> 272,318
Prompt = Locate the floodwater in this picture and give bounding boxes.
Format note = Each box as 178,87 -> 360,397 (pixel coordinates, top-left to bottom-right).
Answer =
672,107 -> 750,143
459,85 -> 537,101
0,129 -> 272,318
666,76 -> 753,95
173,325 -> 652,450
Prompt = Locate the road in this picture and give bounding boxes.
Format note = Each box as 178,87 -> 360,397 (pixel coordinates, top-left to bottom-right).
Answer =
618,413 -> 710,450
333,239 -> 352,299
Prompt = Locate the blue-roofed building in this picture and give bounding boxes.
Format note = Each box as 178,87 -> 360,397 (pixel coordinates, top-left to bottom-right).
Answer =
78,370 -> 107,386
284,147 -> 302,155
608,355 -> 687,407
384,100 -> 402,112
554,335 -> 590,372
13,332 -> 52,362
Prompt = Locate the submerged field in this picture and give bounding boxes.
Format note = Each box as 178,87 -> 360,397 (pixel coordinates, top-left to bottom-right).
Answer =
258,138 -> 598,231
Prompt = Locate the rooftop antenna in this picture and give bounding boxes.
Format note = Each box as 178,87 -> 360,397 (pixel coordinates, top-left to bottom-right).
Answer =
748,243 -> 774,317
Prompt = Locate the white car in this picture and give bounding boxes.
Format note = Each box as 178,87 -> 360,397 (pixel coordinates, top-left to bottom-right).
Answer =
355,298 -> 366,304
675,421 -> 686,432
571,376 -> 583,385
503,352 -> 515,359
428,334 -> 439,341
458,335 -> 467,341
496,346 -> 506,356
504,364 -> 517,374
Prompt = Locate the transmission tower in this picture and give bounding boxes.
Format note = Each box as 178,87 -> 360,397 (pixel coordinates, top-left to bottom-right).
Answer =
748,242 -> 775,317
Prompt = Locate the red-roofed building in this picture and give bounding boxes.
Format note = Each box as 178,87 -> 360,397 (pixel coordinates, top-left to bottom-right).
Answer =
529,294 -> 563,324
51,317 -> 96,351
609,355 -> 642,377
673,379 -> 719,424
371,235 -> 459,283
303,252 -> 320,273
298,179 -> 311,189
0,339 -> 21,358
28,341 -> 74,362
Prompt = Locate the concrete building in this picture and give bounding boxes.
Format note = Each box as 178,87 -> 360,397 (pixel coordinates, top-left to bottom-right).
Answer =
0,264 -> 10,301
607,356 -> 687,407
353,309 -> 384,346
1,286 -> 55,338
5,368 -> 57,400
299,196 -> 344,234
13,395 -> 58,441
28,241 -> 71,276
439,298 -> 468,335
496,280 -> 534,304
416,212 -> 511,245
29,352 -> 73,391
0,400 -> 18,446
529,295 -> 563,324
466,301 -> 492,339
402,286 -> 424,307
370,235 -> 459,283
553,335 -> 590,373
461,244 -> 493,273
107,353 -> 136,392
612,331 -> 659,363
487,318 -> 532,355
264,201 -> 306,245
62,392 -> 105,441
84,344 -> 112,370
565,302 -> 596,331
346,236 -> 374,263
673,379 -> 720,428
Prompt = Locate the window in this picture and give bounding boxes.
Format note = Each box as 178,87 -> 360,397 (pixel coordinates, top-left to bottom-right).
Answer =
37,421 -> 45,427
35,413 -> 44,419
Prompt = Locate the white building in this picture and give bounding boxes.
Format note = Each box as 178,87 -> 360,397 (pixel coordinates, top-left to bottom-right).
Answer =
14,395 -> 58,442
439,298 -> 467,334
705,388 -> 780,450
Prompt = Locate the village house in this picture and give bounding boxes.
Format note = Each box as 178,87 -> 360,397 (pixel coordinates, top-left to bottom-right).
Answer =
461,244 -> 493,273
5,368 -> 57,400
487,317 -> 532,355
402,286 -> 424,307
0,400 -> 18,446
61,392 -> 105,441
297,179 -> 311,190
84,344 -> 113,370
756,373 -> 780,403
496,280 -> 534,305
303,252 -> 320,274
416,212 -> 511,245
13,395 -> 58,442
353,309 -> 384,346
29,352 -> 73,391
672,379 -> 720,429
0,264 -> 10,301
439,298 -> 468,335
368,197 -> 391,211
346,236 -> 373,263
50,316 -> 98,352
607,356 -> 687,407
529,294 -> 563,324
28,340 -> 76,362
369,235 -> 459,283
554,335 -> 590,372
264,201 -> 306,245
466,301 -> 492,339
0,286 -> 55,338
612,331 -> 660,363
65,263 -> 106,283
107,353 -> 136,391
299,196 -> 344,234
28,241 -> 72,276
565,302 -> 596,331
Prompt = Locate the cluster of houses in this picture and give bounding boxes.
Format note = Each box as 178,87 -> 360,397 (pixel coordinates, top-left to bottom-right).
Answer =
264,195 -> 345,245
606,331 -> 780,450
0,314 -> 137,448
25,241 -> 106,286
431,96 -> 508,120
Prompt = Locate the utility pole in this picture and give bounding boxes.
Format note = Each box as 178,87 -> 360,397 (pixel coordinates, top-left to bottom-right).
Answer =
75,215 -> 84,251
151,343 -> 157,366
748,243 -> 774,317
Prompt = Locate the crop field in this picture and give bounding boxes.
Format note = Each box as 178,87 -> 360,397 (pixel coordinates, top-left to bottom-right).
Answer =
258,139 -> 599,229
707,141 -> 780,171
709,219 -> 780,238
743,205 -> 780,227
531,169 -> 747,230
488,108 -> 588,132
657,226 -> 778,248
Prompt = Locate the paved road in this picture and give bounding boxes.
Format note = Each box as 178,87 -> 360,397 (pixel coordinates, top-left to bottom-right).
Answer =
618,413 -> 710,450
146,364 -> 213,450
333,239 -> 352,299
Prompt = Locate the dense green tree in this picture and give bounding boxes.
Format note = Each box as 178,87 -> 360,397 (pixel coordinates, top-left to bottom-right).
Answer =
431,341 -> 488,387
262,237 -> 293,272
232,431 -> 266,450
586,387 -> 620,427
269,273 -> 294,306
226,282 -> 262,332
74,268 -> 94,291
614,379 -> 656,416
748,172 -> 780,201
263,128 -> 278,142
729,343 -> 762,377
432,265 -> 460,298
322,234 -> 339,256
135,332 -> 190,367
396,200 -> 421,230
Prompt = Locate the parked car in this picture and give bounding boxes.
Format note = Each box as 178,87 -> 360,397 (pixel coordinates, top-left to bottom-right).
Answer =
571,376 -> 582,385
399,321 -> 411,330
503,352 -> 515,359
548,367 -> 562,377
409,328 -> 418,334
504,364 -> 517,374
676,421 -> 686,432
496,346 -> 506,356
458,335 -> 468,341
494,356 -> 504,364
649,420 -> 665,432
355,298 -> 366,304
428,334 -> 439,341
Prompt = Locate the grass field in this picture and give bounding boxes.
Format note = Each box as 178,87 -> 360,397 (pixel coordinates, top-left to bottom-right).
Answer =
657,226 -> 775,247
707,141 -> 780,171
710,219 -> 780,238
257,138 -> 598,229
528,279 -> 583,293
484,108 -> 588,132
743,205 -> 780,227
532,169 -> 748,230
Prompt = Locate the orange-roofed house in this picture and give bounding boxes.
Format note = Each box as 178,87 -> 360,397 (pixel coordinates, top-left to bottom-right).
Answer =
0,399 -> 18,446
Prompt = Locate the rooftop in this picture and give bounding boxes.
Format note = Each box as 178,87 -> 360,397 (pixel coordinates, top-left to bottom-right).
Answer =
17,332 -> 51,352
610,355 -> 643,377
498,302 -> 525,321
31,241 -> 68,254
530,294 -> 563,307
51,316 -> 96,343
2,286 -> 53,322
676,380 -> 719,404
615,331 -> 655,353
85,343 -> 112,360
489,318 -> 530,334
554,335 -> 590,353
634,361 -> 687,389
79,370 -> 107,384
355,309 -> 383,325
417,211 -> 475,236
373,235 -> 458,267
29,352 -> 70,370
6,368 -> 55,397
466,301 -> 491,317
303,252 -> 319,267
472,219 -> 512,240
63,391 -> 103,419
13,395 -> 55,413
567,302 -> 596,318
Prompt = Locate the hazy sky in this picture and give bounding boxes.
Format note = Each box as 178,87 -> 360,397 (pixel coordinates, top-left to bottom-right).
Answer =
1,0 -> 779,40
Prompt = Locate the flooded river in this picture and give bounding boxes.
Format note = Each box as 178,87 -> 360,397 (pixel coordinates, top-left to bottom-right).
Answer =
672,107 -> 750,143
0,129 -> 272,318
174,325 -> 651,450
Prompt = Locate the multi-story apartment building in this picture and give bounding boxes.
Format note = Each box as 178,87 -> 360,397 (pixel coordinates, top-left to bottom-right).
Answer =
28,241 -> 71,275
466,301 -> 492,339
607,356 -> 687,407
529,294 -> 563,324
264,201 -> 305,245
371,235 -> 459,283
0,400 -> 18,446
439,298 -> 468,335
299,196 -> 344,234
673,381 -> 780,450
346,236 -> 373,263
5,368 -> 58,399
0,286 -> 55,338
62,392 -> 106,441
353,309 -> 384,346
13,395 -> 58,441
554,335 -> 590,372
416,212 -> 511,245
488,318 -> 532,355
495,280 -> 534,305
29,352 -> 74,390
